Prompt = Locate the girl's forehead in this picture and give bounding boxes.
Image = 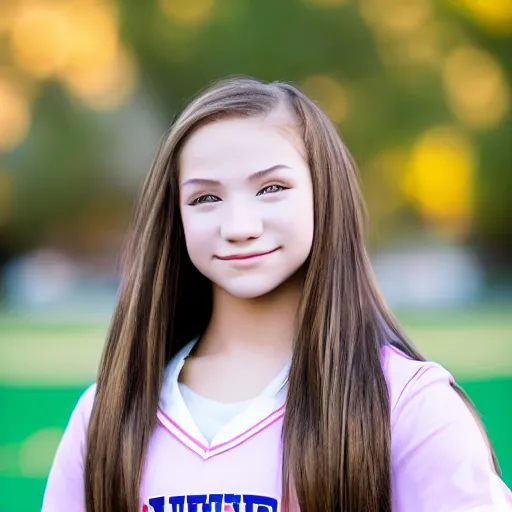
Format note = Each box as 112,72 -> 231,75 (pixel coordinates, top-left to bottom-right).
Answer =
179,111 -> 306,175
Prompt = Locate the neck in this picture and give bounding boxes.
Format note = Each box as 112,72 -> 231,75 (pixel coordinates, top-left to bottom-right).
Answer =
197,275 -> 303,361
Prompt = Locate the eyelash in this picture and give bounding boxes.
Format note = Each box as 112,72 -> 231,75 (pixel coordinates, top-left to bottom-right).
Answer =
189,184 -> 288,206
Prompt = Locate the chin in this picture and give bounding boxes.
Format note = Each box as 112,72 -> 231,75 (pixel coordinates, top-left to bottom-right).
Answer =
223,285 -> 279,300
217,277 -> 287,300
220,270 -> 306,299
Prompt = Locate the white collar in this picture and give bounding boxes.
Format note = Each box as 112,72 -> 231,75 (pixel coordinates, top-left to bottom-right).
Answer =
158,338 -> 289,459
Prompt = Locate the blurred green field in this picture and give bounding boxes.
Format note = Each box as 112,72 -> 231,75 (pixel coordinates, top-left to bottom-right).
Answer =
0,305 -> 511,511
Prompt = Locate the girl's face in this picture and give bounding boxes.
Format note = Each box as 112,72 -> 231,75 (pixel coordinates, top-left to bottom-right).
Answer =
179,109 -> 314,299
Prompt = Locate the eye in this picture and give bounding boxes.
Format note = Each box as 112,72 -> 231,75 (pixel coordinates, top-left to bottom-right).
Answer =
257,184 -> 287,196
190,194 -> 221,206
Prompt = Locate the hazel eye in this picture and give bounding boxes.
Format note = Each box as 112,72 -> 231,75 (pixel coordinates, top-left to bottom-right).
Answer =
257,184 -> 287,196
190,194 -> 220,205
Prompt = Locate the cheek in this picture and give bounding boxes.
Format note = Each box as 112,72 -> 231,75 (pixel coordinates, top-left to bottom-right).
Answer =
180,211 -> 216,264
181,210 -> 216,240
277,189 -> 314,237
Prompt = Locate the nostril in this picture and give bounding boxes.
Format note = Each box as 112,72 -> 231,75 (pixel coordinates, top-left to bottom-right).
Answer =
220,216 -> 264,242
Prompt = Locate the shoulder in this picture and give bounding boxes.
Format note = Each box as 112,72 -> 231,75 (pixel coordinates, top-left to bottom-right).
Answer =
381,343 -> 453,418
381,345 -> 512,511
66,383 -> 97,451
78,383 -> 97,411
75,383 -> 97,427
60,383 -> 97,449
42,384 -> 97,511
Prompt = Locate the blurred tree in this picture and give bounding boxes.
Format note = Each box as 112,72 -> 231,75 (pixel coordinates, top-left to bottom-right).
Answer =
0,0 -> 510,269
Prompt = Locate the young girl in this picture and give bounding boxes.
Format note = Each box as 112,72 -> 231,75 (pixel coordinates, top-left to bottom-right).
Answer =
42,77 -> 512,512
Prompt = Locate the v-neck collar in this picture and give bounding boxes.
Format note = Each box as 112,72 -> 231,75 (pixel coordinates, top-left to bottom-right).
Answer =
157,339 -> 289,460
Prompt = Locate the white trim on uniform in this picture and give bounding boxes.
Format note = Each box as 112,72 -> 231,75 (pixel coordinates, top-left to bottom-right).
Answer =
158,339 -> 289,460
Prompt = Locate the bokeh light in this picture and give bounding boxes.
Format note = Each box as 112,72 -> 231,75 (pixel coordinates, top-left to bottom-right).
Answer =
60,0 -> 119,76
158,0 -> 215,24
443,46 -> 510,129
448,0 -> 512,35
18,428 -> 63,478
61,46 -> 138,111
6,0 -> 137,114
359,0 -> 446,73
9,5 -> 72,79
300,75 -> 348,123
392,24 -> 442,67
0,1 -> 20,36
404,126 -> 475,235
0,77 -> 30,152
360,0 -> 432,38
443,46 -> 510,130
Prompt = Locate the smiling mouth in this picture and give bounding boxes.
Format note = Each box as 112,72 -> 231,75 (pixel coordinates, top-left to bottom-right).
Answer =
216,247 -> 280,261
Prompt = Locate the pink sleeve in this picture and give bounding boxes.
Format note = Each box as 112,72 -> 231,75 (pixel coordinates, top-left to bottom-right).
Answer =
391,367 -> 512,512
41,384 -> 96,512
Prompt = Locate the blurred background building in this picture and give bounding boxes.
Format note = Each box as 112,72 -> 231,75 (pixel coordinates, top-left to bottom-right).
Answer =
0,0 -> 511,509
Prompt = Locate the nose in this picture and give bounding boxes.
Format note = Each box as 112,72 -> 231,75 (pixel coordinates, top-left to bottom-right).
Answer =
220,202 -> 263,242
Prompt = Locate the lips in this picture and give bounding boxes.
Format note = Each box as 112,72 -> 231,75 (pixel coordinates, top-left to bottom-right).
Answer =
216,247 -> 279,260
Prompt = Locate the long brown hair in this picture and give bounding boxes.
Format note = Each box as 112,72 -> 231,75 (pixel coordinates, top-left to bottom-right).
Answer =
85,77 -> 499,511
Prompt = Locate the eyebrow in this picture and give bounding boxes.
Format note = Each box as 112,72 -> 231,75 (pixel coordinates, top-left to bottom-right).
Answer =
181,164 -> 292,188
